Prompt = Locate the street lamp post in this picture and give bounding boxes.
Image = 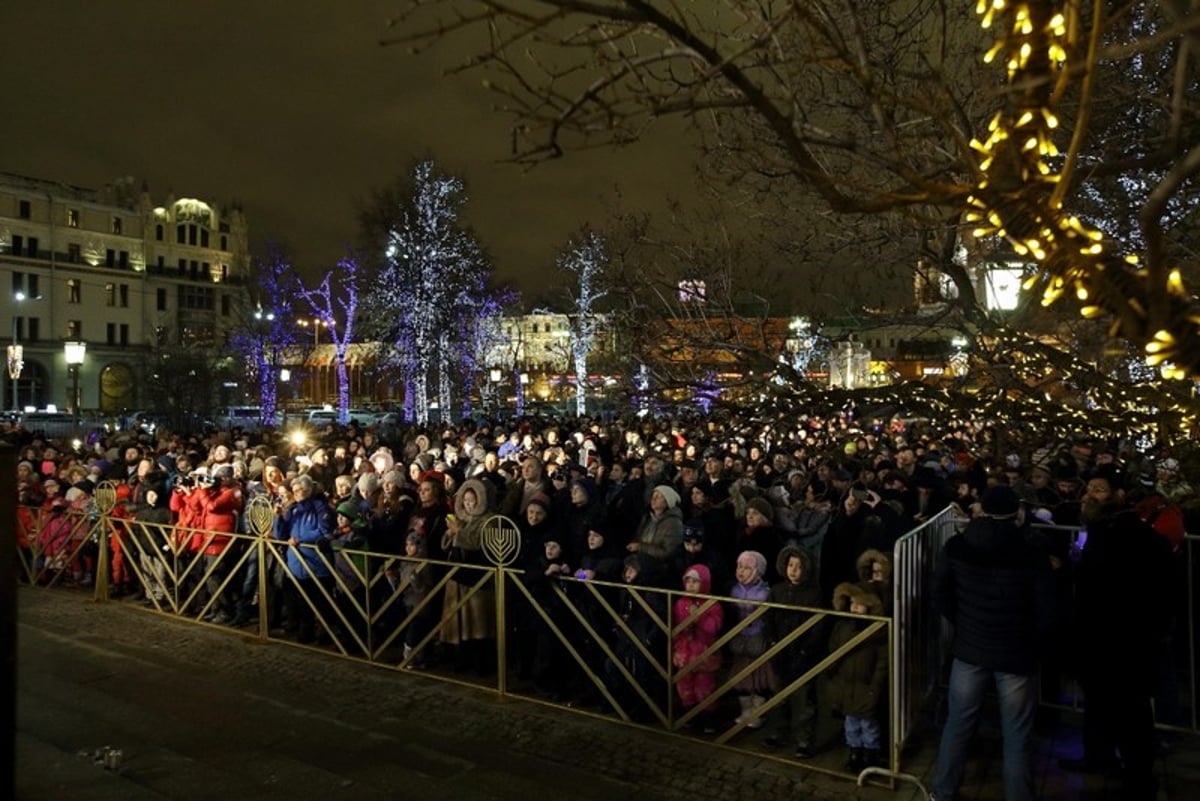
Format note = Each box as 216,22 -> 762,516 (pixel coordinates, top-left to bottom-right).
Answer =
64,341 -> 86,415
8,292 -> 26,411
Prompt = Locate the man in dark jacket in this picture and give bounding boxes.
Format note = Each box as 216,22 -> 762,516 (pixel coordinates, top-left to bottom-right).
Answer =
930,485 -> 1055,801
1058,468 -> 1172,800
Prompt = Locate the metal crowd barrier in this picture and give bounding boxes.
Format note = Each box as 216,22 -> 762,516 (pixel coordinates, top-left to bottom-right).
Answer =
19,490 -> 1197,781
16,495 -> 899,783
890,507 -> 963,765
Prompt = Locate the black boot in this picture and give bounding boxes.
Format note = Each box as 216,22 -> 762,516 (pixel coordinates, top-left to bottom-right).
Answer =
846,747 -> 865,772
864,748 -> 882,768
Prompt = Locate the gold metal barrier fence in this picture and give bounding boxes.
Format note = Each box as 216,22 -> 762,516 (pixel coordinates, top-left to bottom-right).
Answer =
23,506 -> 902,781
16,505 -> 105,591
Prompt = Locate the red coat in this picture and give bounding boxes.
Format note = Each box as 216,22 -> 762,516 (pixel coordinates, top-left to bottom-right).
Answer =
192,483 -> 242,556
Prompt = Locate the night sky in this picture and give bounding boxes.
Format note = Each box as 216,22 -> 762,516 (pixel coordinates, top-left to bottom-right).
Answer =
1,1 -> 700,297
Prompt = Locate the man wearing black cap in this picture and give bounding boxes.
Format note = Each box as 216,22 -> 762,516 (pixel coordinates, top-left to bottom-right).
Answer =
1058,467 -> 1172,800
930,485 -> 1056,801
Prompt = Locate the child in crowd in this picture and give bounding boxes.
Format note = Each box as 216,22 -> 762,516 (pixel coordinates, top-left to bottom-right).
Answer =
728,550 -> 775,729
827,581 -> 888,772
672,564 -> 723,734
398,532 -> 435,668
765,544 -> 825,758
855,548 -> 893,615
525,533 -> 574,698
605,554 -> 668,721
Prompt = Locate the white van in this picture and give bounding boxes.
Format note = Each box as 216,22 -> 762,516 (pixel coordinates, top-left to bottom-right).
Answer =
213,406 -> 282,431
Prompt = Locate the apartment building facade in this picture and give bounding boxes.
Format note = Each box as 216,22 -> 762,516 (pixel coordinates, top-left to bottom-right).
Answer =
1,172 -> 249,412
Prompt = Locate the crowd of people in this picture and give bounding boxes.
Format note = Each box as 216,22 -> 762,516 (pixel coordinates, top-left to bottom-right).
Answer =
8,408 -> 1195,796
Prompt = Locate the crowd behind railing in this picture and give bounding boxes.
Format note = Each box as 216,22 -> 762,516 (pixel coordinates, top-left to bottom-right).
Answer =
8,409 -> 1198,796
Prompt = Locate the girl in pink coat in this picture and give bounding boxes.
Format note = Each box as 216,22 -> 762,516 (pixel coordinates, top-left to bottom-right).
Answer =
672,563 -> 724,733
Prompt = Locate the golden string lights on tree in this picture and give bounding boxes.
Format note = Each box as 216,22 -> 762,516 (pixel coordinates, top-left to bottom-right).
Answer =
963,0 -> 1200,375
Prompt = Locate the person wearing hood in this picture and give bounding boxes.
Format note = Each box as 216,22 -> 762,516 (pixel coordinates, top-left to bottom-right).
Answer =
130,478 -> 172,606
627,484 -> 684,581
827,581 -> 888,773
855,548 -> 894,615
930,485 -> 1056,801
672,563 -> 724,734
440,478 -> 498,674
765,544 -> 825,758
729,550 -> 775,730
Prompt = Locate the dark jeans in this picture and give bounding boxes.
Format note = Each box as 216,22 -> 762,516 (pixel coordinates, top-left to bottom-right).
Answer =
932,658 -> 1036,801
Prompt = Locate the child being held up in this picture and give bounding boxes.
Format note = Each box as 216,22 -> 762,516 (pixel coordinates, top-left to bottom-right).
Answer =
827,581 -> 888,773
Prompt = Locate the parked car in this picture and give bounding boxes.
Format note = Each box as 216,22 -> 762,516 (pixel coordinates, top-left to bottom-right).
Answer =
306,407 -> 384,427
213,406 -> 282,432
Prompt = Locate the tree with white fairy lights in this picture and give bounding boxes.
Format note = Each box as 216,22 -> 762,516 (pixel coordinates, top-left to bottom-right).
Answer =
557,229 -> 610,417
363,160 -> 495,425
298,256 -> 363,426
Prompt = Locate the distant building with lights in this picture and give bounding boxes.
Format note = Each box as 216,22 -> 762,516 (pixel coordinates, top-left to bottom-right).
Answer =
1,171 -> 249,412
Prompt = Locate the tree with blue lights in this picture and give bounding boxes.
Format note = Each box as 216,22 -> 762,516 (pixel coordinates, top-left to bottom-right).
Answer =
226,245 -> 303,427
298,256 -> 363,425
557,229 -> 609,417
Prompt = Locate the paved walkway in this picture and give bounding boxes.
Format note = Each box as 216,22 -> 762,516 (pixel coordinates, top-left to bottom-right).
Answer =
14,588 -> 1196,800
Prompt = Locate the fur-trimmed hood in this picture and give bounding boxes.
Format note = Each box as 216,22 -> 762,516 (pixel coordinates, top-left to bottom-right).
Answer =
775,544 -> 815,587
856,548 -> 893,583
454,478 -> 494,521
833,581 -> 884,616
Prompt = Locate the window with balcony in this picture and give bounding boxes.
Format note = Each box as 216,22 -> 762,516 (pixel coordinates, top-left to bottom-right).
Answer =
107,323 -> 116,344
112,216 -> 122,235
120,324 -> 129,346
67,243 -> 81,263
157,288 -> 167,311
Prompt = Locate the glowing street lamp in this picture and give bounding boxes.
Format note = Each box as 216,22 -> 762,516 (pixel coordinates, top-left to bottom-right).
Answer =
64,340 -> 86,415
297,317 -> 331,346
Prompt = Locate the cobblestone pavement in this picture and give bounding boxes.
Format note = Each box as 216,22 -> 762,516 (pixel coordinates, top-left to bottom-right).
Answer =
15,587 -> 1196,800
